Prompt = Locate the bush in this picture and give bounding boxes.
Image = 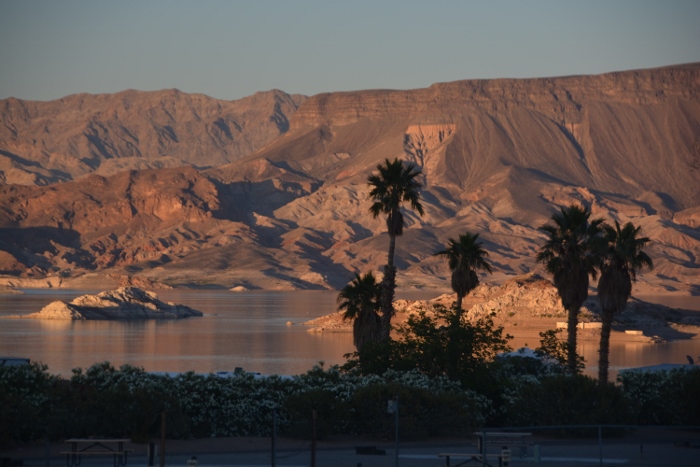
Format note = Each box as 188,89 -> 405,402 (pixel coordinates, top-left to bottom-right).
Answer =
344,304 -> 512,387
0,362 -> 59,444
283,388 -> 352,438
4,359 -> 696,444
350,382 -> 487,439
619,367 -> 700,425
505,374 -> 631,430
70,363 -> 182,439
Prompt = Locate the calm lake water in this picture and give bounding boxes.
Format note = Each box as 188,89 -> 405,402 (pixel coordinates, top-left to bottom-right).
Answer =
0,289 -> 698,379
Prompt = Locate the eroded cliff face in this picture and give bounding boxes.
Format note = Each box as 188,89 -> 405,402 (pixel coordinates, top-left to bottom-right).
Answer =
292,64 -> 700,128
1,64 -> 699,293
0,89 -> 306,185
278,64 -> 700,209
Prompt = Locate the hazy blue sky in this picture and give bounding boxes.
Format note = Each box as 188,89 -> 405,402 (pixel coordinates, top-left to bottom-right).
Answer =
1,0 -> 698,101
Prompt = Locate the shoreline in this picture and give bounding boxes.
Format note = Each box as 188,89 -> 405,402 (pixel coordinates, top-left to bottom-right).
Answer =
305,312 -> 700,344
302,275 -> 700,345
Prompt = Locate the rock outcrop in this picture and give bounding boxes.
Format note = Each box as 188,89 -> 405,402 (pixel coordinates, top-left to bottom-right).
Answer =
304,274 -> 700,340
12,286 -> 202,320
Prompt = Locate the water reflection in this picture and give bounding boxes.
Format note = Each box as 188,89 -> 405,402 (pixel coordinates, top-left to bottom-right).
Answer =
0,290 -> 358,377
0,289 -> 697,379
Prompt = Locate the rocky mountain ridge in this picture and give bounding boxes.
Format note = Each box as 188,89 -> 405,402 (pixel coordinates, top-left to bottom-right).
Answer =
293,63 -> 700,129
0,89 -> 306,185
0,64 -> 699,294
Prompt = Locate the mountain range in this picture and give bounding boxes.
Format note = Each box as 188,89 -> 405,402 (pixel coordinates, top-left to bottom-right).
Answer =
1,63 -> 699,294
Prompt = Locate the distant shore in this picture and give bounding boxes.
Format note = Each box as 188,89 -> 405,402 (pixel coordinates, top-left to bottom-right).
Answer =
303,275 -> 700,345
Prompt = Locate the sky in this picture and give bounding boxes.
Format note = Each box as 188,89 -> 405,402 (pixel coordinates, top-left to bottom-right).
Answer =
1,0 -> 699,102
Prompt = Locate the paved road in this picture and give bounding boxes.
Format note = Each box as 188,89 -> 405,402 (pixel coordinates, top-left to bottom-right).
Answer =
5,430 -> 699,467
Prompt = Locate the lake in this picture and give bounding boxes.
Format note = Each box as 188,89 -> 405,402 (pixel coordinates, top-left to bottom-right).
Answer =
0,289 -> 698,379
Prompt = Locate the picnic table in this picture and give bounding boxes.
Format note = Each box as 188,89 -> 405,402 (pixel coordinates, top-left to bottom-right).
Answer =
438,432 -> 531,466
438,452 -> 507,467
476,431 -> 532,456
61,439 -> 132,467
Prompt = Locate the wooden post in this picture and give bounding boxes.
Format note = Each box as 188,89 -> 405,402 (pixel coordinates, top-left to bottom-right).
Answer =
311,410 -> 317,467
159,411 -> 166,467
394,395 -> 399,467
44,436 -> 50,467
271,410 -> 277,467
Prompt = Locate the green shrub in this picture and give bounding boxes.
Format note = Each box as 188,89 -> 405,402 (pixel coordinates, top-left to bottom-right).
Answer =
70,362 -> 182,439
0,362 -> 59,444
5,359 -> 696,444
283,388 -> 352,438
350,382 -> 487,439
619,368 -> 700,425
344,304 -> 512,387
505,374 -> 630,430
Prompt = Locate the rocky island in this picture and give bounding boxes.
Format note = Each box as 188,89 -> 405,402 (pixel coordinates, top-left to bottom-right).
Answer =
5,286 -> 202,320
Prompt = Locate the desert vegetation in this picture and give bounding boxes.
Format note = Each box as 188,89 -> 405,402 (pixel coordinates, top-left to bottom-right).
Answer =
2,358 -> 698,445
367,157 -> 425,342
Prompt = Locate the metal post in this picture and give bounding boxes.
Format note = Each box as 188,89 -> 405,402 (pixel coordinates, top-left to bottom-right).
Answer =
598,425 -> 603,466
311,410 -> 317,467
271,410 -> 277,467
147,442 -> 155,466
44,436 -> 50,467
482,431 -> 486,467
159,411 -> 166,467
501,446 -> 510,467
394,395 -> 399,467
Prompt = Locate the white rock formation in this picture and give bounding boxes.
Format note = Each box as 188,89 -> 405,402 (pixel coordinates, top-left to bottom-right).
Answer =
19,287 -> 203,320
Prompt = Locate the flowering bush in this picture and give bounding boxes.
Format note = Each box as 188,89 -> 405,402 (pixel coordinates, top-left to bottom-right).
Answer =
618,367 -> 700,425
0,362 -> 59,444
283,365 -> 490,438
4,360 -> 697,444
0,361 -> 492,441
70,363 -> 180,439
503,374 -> 630,428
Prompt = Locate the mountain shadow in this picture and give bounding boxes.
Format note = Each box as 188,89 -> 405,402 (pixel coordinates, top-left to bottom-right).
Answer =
0,227 -> 95,272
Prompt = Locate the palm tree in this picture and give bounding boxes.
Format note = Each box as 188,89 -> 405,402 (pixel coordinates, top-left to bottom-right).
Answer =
597,221 -> 653,384
537,204 -> 605,374
368,158 -> 424,341
337,271 -> 383,352
435,233 -> 493,314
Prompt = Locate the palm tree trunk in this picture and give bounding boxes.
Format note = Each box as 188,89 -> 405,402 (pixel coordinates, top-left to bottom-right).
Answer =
380,265 -> 396,341
379,233 -> 398,342
598,308 -> 613,384
566,307 -> 580,374
387,233 -> 396,269
456,294 -> 463,317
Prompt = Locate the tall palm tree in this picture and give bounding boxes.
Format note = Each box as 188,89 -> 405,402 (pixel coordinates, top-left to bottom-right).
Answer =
337,271 -> 383,352
368,158 -> 424,341
597,221 -> 653,384
435,232 -> 493,314
537,204 -> 605,374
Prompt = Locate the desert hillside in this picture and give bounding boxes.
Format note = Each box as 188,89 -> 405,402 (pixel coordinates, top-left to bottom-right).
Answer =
1,64 -> 699,294
0,89 -> 306,185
